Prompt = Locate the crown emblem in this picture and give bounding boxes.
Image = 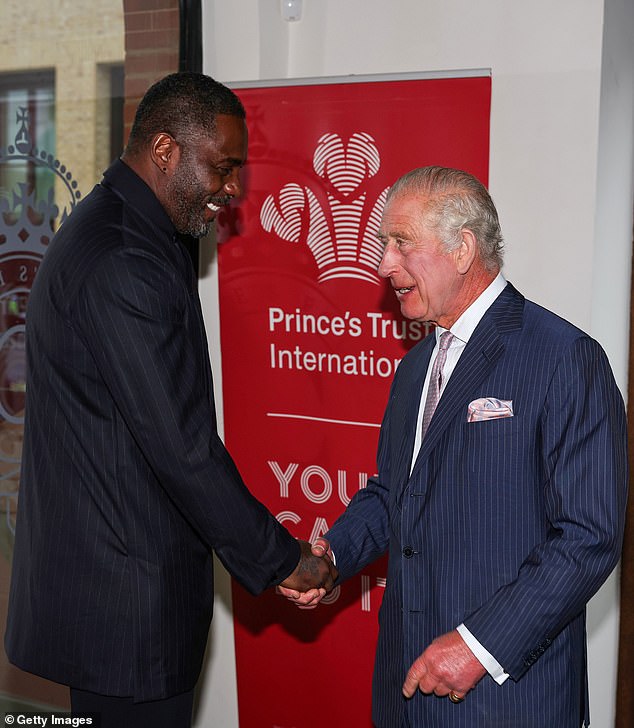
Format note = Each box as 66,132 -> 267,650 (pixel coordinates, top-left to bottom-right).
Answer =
260,132 -> 388,284
0,107 -> 82,258
0,108 -> 83,538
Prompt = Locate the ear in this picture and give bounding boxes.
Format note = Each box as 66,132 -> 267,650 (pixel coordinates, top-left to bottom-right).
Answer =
455,228 -> 478,274
150,132 -> 179,174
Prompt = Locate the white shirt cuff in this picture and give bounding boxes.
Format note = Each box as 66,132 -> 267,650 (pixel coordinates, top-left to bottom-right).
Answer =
456,623 -> 509,685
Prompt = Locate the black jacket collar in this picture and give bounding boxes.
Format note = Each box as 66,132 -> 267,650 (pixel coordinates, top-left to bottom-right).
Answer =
101,158 -> 176,241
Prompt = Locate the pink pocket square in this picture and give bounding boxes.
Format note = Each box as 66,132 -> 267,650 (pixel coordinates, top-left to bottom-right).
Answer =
467,397 -> 514,422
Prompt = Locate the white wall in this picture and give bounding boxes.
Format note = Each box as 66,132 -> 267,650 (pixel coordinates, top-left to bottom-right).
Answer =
199,1 -> 634,726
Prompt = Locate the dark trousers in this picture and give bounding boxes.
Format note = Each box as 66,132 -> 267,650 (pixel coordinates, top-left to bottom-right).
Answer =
70,687 -> 195,728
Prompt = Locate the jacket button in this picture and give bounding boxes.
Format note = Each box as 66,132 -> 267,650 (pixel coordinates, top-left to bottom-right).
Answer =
403,546 -> 414,558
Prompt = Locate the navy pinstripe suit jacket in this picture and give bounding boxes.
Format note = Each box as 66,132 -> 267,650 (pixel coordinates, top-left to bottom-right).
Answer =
4,160 -> 300,701
327,283 -> 628,728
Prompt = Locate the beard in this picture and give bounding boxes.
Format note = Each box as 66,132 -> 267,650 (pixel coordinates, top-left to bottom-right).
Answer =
163,163 -> 211,239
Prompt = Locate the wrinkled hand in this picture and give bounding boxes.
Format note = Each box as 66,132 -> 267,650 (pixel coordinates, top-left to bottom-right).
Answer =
402,630 -> 486,701
277,537 -> 334,608
278,538 -> 337,603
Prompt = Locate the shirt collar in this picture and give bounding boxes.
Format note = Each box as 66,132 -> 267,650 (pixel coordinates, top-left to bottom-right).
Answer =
436,271 -> 507,344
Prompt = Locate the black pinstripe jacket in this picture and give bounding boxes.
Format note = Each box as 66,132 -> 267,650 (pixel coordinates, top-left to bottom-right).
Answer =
5,159 -> 300,701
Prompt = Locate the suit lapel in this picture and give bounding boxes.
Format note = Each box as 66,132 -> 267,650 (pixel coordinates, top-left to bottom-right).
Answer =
409,283 -> 525,476
392,337 -> 435,486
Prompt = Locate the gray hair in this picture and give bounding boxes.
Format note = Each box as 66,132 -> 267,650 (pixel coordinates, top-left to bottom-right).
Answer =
386,166 -> 504,270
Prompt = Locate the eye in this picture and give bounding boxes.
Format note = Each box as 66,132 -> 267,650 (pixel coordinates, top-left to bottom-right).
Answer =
214,166 -> 232,177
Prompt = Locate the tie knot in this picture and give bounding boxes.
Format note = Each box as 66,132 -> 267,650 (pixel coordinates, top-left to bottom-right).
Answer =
438,331 -> 454,351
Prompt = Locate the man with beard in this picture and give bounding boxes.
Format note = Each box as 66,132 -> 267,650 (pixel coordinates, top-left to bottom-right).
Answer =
4,72 -> 337,728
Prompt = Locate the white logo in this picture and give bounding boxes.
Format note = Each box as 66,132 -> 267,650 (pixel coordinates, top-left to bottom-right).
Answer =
260,132 -> 388,284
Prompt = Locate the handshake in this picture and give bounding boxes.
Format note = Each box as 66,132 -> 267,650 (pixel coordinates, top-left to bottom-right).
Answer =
277,538 -> 336,607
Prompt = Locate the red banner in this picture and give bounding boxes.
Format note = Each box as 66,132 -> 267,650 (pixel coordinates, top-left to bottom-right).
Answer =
217,74 -> 491,728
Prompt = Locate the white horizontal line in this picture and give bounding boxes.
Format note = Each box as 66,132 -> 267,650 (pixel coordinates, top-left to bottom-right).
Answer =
266,412 -> 381,428
228,68 -> 491,90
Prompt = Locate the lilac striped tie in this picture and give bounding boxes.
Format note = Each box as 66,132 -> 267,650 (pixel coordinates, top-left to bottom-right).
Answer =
421,331 -> 454,438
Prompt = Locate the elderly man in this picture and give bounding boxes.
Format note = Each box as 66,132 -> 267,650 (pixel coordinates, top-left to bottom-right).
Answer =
282,166 -> 627,727
5,72 -> 336,728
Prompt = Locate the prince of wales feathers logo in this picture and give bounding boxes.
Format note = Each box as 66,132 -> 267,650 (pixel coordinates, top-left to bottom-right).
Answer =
260,132 -> 388,285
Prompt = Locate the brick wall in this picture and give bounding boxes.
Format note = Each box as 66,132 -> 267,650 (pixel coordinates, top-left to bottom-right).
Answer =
122,0 -> 180,144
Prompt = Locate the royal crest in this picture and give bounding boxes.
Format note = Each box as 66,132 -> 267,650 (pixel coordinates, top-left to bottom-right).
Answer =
0,107 -> 82,540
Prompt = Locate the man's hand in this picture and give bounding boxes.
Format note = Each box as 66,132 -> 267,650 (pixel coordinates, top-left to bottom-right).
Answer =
402,630 -> 486,701
278,539 -> 338,600
277,537 -> 334,607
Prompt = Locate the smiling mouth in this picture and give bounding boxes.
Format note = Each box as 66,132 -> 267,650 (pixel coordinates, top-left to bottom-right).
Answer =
206,196 -> 232,213
394,285 -> 415,295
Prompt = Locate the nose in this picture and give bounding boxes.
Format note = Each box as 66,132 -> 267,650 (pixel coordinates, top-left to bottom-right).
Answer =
378,241 -> 399,279
223,169 -> 242,198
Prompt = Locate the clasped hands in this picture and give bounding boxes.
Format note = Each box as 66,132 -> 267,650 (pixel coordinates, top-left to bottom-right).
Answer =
277,538 -> 338,598
278,538 -> 486,701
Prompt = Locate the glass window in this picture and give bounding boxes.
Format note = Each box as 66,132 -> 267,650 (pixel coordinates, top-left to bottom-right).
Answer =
0,70 -> 56,234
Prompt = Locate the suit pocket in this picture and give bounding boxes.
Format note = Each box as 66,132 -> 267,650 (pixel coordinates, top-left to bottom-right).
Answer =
461,414 -> 534,481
